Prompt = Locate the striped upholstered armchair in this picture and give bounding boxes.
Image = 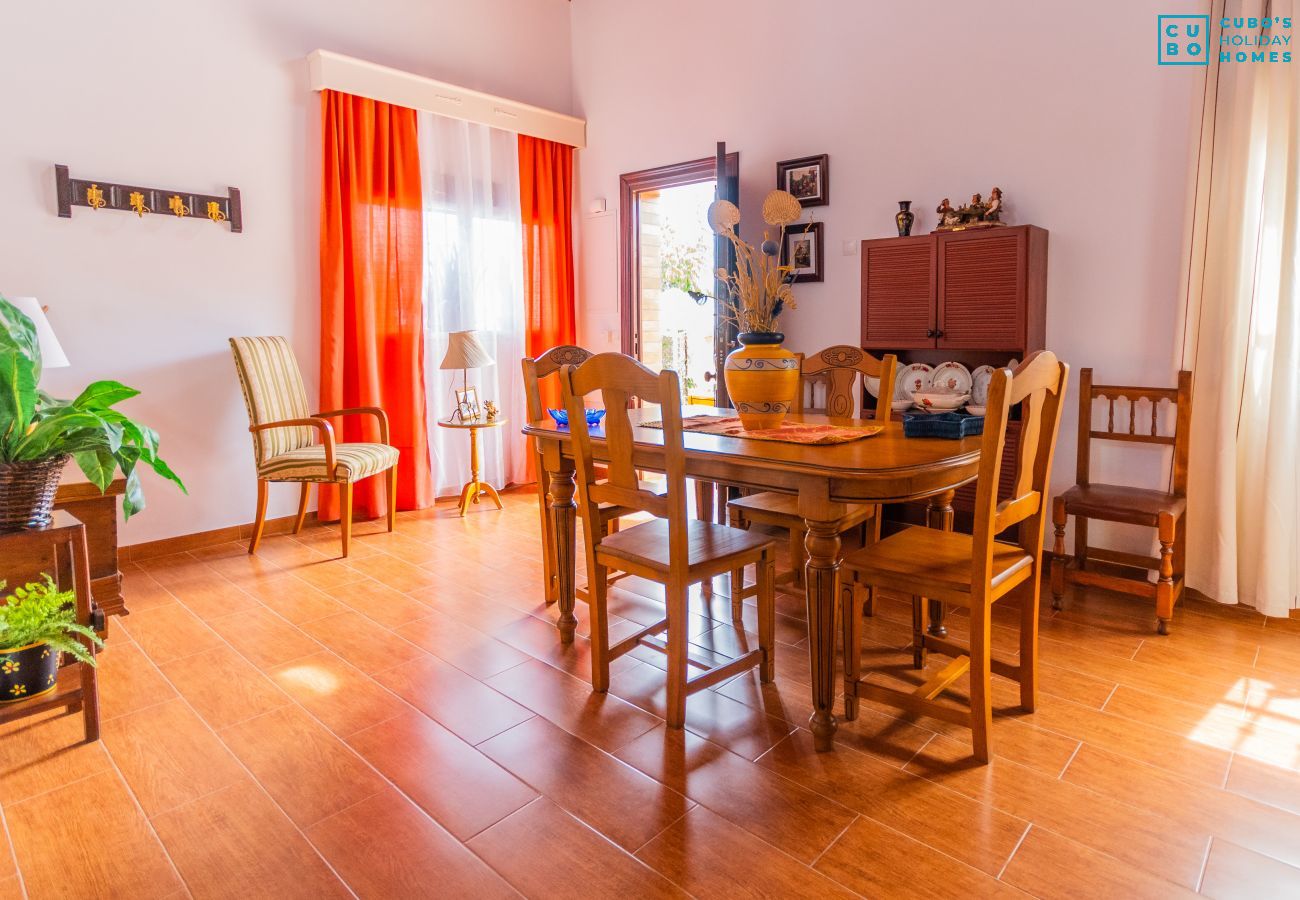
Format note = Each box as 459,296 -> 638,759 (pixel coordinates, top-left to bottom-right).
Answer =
229,336 -> 399,557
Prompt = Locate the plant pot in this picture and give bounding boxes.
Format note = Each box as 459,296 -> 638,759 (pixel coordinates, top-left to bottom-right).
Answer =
0,455 -> 69,532
0,641 -> 59,704
723,332 -> 800,430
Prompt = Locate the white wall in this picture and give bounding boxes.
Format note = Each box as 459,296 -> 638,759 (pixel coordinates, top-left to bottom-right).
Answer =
570,0 -> 1207,547
0,0 -> 572,544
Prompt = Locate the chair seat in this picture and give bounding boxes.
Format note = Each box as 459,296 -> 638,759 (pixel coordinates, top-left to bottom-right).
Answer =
841,525 -> 1033,604
259,443 -> 399,482
727,491 -> 875,530
1059,483 -> 1186,527
597,518 -> 775,577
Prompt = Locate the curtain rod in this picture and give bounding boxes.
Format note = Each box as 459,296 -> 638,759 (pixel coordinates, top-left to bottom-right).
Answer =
307,50 -> 586,149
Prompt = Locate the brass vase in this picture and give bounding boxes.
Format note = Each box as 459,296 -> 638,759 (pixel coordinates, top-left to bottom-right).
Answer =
723,332 -> 800,430
895,201 -> 915,237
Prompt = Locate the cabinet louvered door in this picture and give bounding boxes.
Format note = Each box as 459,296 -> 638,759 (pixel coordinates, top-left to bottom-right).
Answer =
937,228 -> 1026,349
860,236 -> 936,349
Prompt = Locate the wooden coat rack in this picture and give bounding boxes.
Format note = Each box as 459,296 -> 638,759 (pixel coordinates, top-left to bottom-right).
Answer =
55,164 -> 242,232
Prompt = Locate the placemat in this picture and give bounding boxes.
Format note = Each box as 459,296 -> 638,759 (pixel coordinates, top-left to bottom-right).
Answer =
639,414 -> 883,445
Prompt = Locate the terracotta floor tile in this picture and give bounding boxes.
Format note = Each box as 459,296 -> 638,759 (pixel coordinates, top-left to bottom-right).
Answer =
491,612 -> 646,683
408,582 -> 534,633
1225,753 -> 1300,816
120,565 -> 177,612
341,552 -> 439,594
487,657 -> 662,752
165,570 -> 262,621
242,572 -> 349,624
266,649 -> 408,733
906,733 -> 1208,888
117,602 -> 224,665
372,653 -> 533,745
101,698 -> 245,816
1199,838 -> 1300,899
6,770 -> 183,898
1064,744 -> 1300,870
1000,825 -> 1196,899
151,779 -> 350,899
320,579 -> 434,628
393,612 -> 532,680
300,609 -> 426,673
207,606 -> 325,670
759,729 -> 1028,874
0,877 -> 18,900
814,811 -> 1021,897
479,716 -> 694,851
307,788 -> 517,898
219,704 -> 386,826
158,644 -> 290,729
96,639 -> 177,721
346,710 -> 536,840
616,725 -> 857,865
637,804 -> 856,899
0,708 -> 112,804
468,798 -> 687,898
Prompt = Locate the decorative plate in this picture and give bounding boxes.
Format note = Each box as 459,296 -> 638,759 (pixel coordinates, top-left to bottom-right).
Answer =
931,361 -> 973,395
970,365 -> 995,406
865,375 -> 880,398
895,363 -> 933,404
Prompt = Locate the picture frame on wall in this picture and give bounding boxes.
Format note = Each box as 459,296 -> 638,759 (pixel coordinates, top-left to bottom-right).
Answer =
776,154 -> 829,207
781,222 -> 824,283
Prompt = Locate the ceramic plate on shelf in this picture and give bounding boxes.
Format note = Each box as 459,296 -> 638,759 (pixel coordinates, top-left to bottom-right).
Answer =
931,361 -> 972,395
895,363 -> 933,404
970,365 -> 995,406
865,374 -> 880,398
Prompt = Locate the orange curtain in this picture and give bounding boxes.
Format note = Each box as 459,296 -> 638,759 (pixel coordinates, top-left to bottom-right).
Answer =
319,90 -> 432,520
519,134 -> 577,414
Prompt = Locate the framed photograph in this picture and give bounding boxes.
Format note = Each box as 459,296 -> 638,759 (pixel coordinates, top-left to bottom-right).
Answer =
781,222 -> 824,283
776,154 -> 829,207
455,387 -> 481,421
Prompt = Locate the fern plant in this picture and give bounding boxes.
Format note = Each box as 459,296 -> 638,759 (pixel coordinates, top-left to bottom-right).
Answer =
0,576 -> 103,665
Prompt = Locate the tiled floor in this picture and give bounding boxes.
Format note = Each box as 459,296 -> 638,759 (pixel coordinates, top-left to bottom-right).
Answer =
4,487 -> 1300,898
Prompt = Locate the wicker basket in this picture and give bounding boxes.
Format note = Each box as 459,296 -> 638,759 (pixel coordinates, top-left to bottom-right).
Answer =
0,455 -> 69,532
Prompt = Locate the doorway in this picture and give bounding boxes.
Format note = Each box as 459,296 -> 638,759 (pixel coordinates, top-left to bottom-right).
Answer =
619,154 -> 738,406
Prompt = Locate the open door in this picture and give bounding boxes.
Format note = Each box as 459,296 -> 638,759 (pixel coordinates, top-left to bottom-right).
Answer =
713,141 -> 739,408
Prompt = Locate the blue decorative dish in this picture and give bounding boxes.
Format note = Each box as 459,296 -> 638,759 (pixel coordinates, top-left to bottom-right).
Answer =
902,411 -> 984,439
547,408 -> 606,426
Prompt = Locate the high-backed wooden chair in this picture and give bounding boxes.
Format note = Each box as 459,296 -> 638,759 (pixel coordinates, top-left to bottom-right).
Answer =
561,352 -> 777,726
230,337 -> 398,558
1050,369 -> 1192,634
726,346 -> 897,598
524,345 -> 663,604
839,351 -> 1069,763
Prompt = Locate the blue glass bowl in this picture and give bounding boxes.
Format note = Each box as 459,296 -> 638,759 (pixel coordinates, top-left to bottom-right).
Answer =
547,408 -> 606,426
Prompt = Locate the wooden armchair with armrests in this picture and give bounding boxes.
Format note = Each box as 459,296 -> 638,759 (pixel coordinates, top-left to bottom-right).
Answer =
230,336 -> 399,558
1050,368 -> 1193,634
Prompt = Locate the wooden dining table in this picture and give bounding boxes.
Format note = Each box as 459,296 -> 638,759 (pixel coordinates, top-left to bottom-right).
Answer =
524,407 -> 982,751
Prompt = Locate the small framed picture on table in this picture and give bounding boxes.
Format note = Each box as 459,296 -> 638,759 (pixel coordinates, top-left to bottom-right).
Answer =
455,387 -> 481,421
776,154 -> 829,207
781,221 -> 824,283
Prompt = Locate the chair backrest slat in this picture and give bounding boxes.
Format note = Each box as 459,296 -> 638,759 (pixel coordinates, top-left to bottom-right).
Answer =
973,351 -> 1070,592
797,345 -> 897,423
1075,367 -> 1193,493
229,336 -> 314,464
562,353 -> 688,566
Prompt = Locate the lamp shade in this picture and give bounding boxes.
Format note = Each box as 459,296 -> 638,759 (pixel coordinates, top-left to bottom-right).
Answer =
440,330 -> 494,370
9,297 -> 70,368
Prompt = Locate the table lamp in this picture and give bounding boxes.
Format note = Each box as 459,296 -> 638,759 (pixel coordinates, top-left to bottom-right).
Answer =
440,330 -> 494,422
9,297 -> 70,368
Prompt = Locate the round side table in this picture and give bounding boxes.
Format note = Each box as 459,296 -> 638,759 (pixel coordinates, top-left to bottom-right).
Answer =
437,417 -> 507,516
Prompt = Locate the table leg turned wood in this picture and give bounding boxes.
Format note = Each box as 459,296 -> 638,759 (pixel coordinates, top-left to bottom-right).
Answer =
803,519 -> 842,751
548,466 -> 579,643
925,490 -> 956,638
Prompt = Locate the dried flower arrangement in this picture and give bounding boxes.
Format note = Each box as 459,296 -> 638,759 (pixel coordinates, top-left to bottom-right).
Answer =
706,189 -> 807,334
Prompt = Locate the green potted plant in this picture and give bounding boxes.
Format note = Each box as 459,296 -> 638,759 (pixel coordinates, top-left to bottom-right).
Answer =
0,576 -> 103,703
0,295 -> 185,530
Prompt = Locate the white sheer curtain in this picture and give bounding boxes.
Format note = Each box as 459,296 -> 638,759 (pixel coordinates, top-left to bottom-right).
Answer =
1180,1 -> 1300,616
419,113 -> 528,496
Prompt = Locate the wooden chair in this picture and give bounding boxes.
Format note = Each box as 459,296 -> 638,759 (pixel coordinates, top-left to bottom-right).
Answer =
839,351 -> 1069,763
561,352 -> 777,726
1050,369 -> 1193,634
523,345 -> 664,604
726,346 -> 897,600
230,337 -> 398,558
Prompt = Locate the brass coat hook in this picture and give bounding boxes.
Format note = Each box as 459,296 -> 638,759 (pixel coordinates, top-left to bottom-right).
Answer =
168,195 -> 190,218
86,184 -> 106,209
129,191 -> 150,217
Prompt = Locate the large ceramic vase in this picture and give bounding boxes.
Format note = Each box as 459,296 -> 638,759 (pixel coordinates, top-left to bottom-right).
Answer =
724,332 -> 800,431
0,641 -> 59,704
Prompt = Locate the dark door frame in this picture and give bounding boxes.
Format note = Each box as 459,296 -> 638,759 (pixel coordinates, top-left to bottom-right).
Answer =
617,153 -> 739,359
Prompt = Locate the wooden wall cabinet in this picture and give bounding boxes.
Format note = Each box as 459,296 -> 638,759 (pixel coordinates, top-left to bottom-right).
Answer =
860,225 -> 1048,518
